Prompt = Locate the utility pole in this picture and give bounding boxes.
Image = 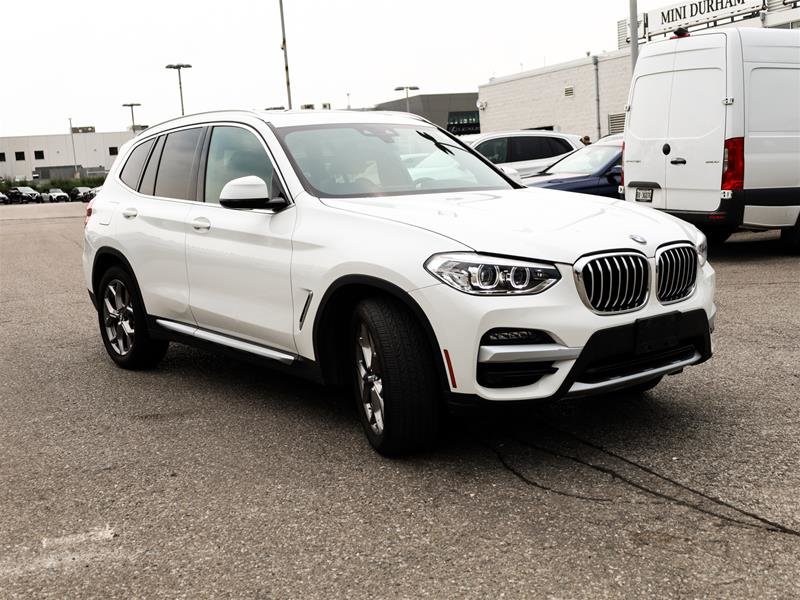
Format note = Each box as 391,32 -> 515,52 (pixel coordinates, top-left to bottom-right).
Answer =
122,103 -> 141,138
347,92 -> 351,109
629,0 -> 639,71
68,117 -> 79,180
592,56 -> 601,141
279,0 -> 292,109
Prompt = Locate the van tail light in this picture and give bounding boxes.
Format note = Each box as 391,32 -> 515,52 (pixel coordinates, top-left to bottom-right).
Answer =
721,137 -> 744,191
84,199 -> 94,227
620,141 -> 625,187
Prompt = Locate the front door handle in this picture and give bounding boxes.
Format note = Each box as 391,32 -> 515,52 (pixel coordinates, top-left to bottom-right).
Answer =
122,207 -> 138,219
191,216 -> 211,231
670,158 -> 687,165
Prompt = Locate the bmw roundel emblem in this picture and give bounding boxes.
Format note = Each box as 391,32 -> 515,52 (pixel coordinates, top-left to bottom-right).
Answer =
630,234 -> 647,245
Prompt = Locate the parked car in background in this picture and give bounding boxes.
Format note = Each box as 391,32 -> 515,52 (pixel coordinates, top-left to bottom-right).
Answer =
70,186 -> 92,202
0,192 -> 8,204
42,188 -> 70,203
527,134 -> 623,198
84,110 -> 715,455
623,27 -> 800,247
84,186 -> 102,201
464,131 -> 583,180
7,186 -> 42,203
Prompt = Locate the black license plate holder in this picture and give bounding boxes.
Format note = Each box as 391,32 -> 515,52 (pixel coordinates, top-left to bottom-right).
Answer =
635,312 -> 681,355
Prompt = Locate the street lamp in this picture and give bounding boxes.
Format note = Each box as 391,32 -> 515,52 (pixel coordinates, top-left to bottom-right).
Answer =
165,64 -> 192,115
394,86 -> 419,113
122,103 -> 141,136
68,117 -> 79,179
278,0 -> 292,109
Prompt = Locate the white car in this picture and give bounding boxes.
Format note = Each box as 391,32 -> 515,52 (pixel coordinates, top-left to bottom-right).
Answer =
623,27 -> 800,247
43,188 -> 70,203
83,110 -> 715,455
464,130 -> 583,181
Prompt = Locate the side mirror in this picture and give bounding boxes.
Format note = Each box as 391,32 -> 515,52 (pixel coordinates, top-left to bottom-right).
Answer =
219,175 -> 288,210
606,164 -> 623,179
498,164 -> 523,185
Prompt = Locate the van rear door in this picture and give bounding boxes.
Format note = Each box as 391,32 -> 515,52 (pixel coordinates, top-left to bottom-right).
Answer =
664,34 -> 728,213
624,45 -> 676,210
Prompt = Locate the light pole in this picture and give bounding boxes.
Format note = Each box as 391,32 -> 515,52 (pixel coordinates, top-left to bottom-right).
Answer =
68,117 -> 79,180
165,64 -> 192,115
278,0 -> 292,109
347,92 -> 351,110
394,86 -> 419,113
122,103 -> 141,137
629,0 -> 639,71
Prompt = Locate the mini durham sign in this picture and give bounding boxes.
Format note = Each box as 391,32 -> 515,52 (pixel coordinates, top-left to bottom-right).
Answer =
647,0 -> 762,35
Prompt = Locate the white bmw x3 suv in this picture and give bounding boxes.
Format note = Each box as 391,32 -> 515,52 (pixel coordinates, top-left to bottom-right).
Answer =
84,110 -> 715,455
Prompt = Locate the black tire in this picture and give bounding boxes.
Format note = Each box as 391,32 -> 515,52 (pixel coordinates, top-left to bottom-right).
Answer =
705,229 -> 733,246
351,297 -> 440,455
623,376 -> 663,395
779,221 -> 800,253
97,266 -> 168,370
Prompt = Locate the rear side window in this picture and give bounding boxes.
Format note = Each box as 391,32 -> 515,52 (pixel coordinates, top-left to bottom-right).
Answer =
119,139 -> 155,190
204,126 -> 275,204
509,136 -> 554,161
474,137 -> 507,163
548,138 -> 574,155
154,128 -> 203,200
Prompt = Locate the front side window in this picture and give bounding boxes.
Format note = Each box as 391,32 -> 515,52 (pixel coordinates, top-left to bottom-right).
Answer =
277,124 -> 512,198
474,137 -> 508,164
154,128 -> 203,200
204,127 -> 274,204
119,138 -> 155,190
509,136 -> 555,162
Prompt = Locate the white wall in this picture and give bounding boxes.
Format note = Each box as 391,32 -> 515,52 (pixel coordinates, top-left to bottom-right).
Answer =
0,131 -> 132,180
478,50 -> 632,141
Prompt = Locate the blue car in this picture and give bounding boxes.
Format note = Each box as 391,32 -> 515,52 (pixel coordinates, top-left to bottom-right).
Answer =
525,134 -> 623,198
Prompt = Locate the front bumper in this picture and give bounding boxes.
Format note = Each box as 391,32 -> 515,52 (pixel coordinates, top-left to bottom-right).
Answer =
410,261 -> 715,403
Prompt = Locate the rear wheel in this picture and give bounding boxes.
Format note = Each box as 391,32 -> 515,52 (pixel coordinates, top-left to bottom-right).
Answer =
97,266 -> 168,369
351,298 -> 440,455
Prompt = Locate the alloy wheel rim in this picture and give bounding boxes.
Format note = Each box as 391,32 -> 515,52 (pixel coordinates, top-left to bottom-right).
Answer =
356,322 -> 385,435
102,279 -> 135,356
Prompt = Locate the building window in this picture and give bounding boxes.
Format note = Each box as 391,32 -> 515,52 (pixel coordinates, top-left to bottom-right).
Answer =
0,153 -> 5,162
109,146 -> 119,156
34,150 -> 44,160
15,151 -> 25,161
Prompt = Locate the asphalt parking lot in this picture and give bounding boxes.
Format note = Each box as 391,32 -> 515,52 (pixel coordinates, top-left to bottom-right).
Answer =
1,202 -> 798,599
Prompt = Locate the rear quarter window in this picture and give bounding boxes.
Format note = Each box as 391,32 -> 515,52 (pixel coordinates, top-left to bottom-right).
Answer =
119,139 -> 155,190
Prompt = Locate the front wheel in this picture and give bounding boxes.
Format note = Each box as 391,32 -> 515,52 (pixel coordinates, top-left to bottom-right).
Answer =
351,298 -> 440,455
97,266 -> 168,369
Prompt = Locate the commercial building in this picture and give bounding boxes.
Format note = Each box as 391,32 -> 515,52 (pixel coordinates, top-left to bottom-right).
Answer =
374,93 -> 480,134
478,0 -> 800,139
0,130 -> 131,181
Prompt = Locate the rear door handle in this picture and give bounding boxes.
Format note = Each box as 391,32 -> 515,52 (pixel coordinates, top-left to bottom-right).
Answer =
122,207 -> 138,219
191,216 -> 211,231
670,158 -> 687,165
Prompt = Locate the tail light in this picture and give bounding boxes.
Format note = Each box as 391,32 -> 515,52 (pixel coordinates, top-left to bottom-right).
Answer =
721,137 -> 744,191
84,199 -> 94,227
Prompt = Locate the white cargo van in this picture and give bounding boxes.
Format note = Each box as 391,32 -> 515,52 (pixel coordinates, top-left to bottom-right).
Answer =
622,28 -> 800,245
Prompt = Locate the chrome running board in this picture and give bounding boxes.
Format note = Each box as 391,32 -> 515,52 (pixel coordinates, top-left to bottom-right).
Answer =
155,319 -> 296,365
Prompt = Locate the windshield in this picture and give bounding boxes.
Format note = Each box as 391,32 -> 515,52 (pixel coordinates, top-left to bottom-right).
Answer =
50,189 -> 63,193
545,144 -> 620,175
275,123 -> 513,198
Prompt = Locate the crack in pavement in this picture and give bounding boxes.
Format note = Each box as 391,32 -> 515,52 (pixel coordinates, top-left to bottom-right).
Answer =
534,423 -> 800,538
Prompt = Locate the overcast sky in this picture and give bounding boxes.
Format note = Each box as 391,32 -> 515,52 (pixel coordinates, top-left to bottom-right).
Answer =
0,0 -> 669,137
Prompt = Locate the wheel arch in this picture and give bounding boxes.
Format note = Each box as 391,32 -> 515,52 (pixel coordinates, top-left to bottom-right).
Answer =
91,247 -> 147,313
311,275 -> 449,391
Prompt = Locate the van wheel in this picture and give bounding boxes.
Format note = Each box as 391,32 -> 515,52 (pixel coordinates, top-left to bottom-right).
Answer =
351,297 -> 440,455
97,266 -> 168,370
706,229 -> 733,246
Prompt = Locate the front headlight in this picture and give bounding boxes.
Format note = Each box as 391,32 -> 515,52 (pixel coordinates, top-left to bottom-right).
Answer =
696,233 -> 708,267
424,252 -> 561,295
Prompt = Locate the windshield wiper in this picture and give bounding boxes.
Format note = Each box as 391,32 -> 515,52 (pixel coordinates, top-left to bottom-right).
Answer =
416,130 -> 461,156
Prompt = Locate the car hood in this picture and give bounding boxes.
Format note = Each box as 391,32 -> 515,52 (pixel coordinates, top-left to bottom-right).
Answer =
321,188 -> 699,264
